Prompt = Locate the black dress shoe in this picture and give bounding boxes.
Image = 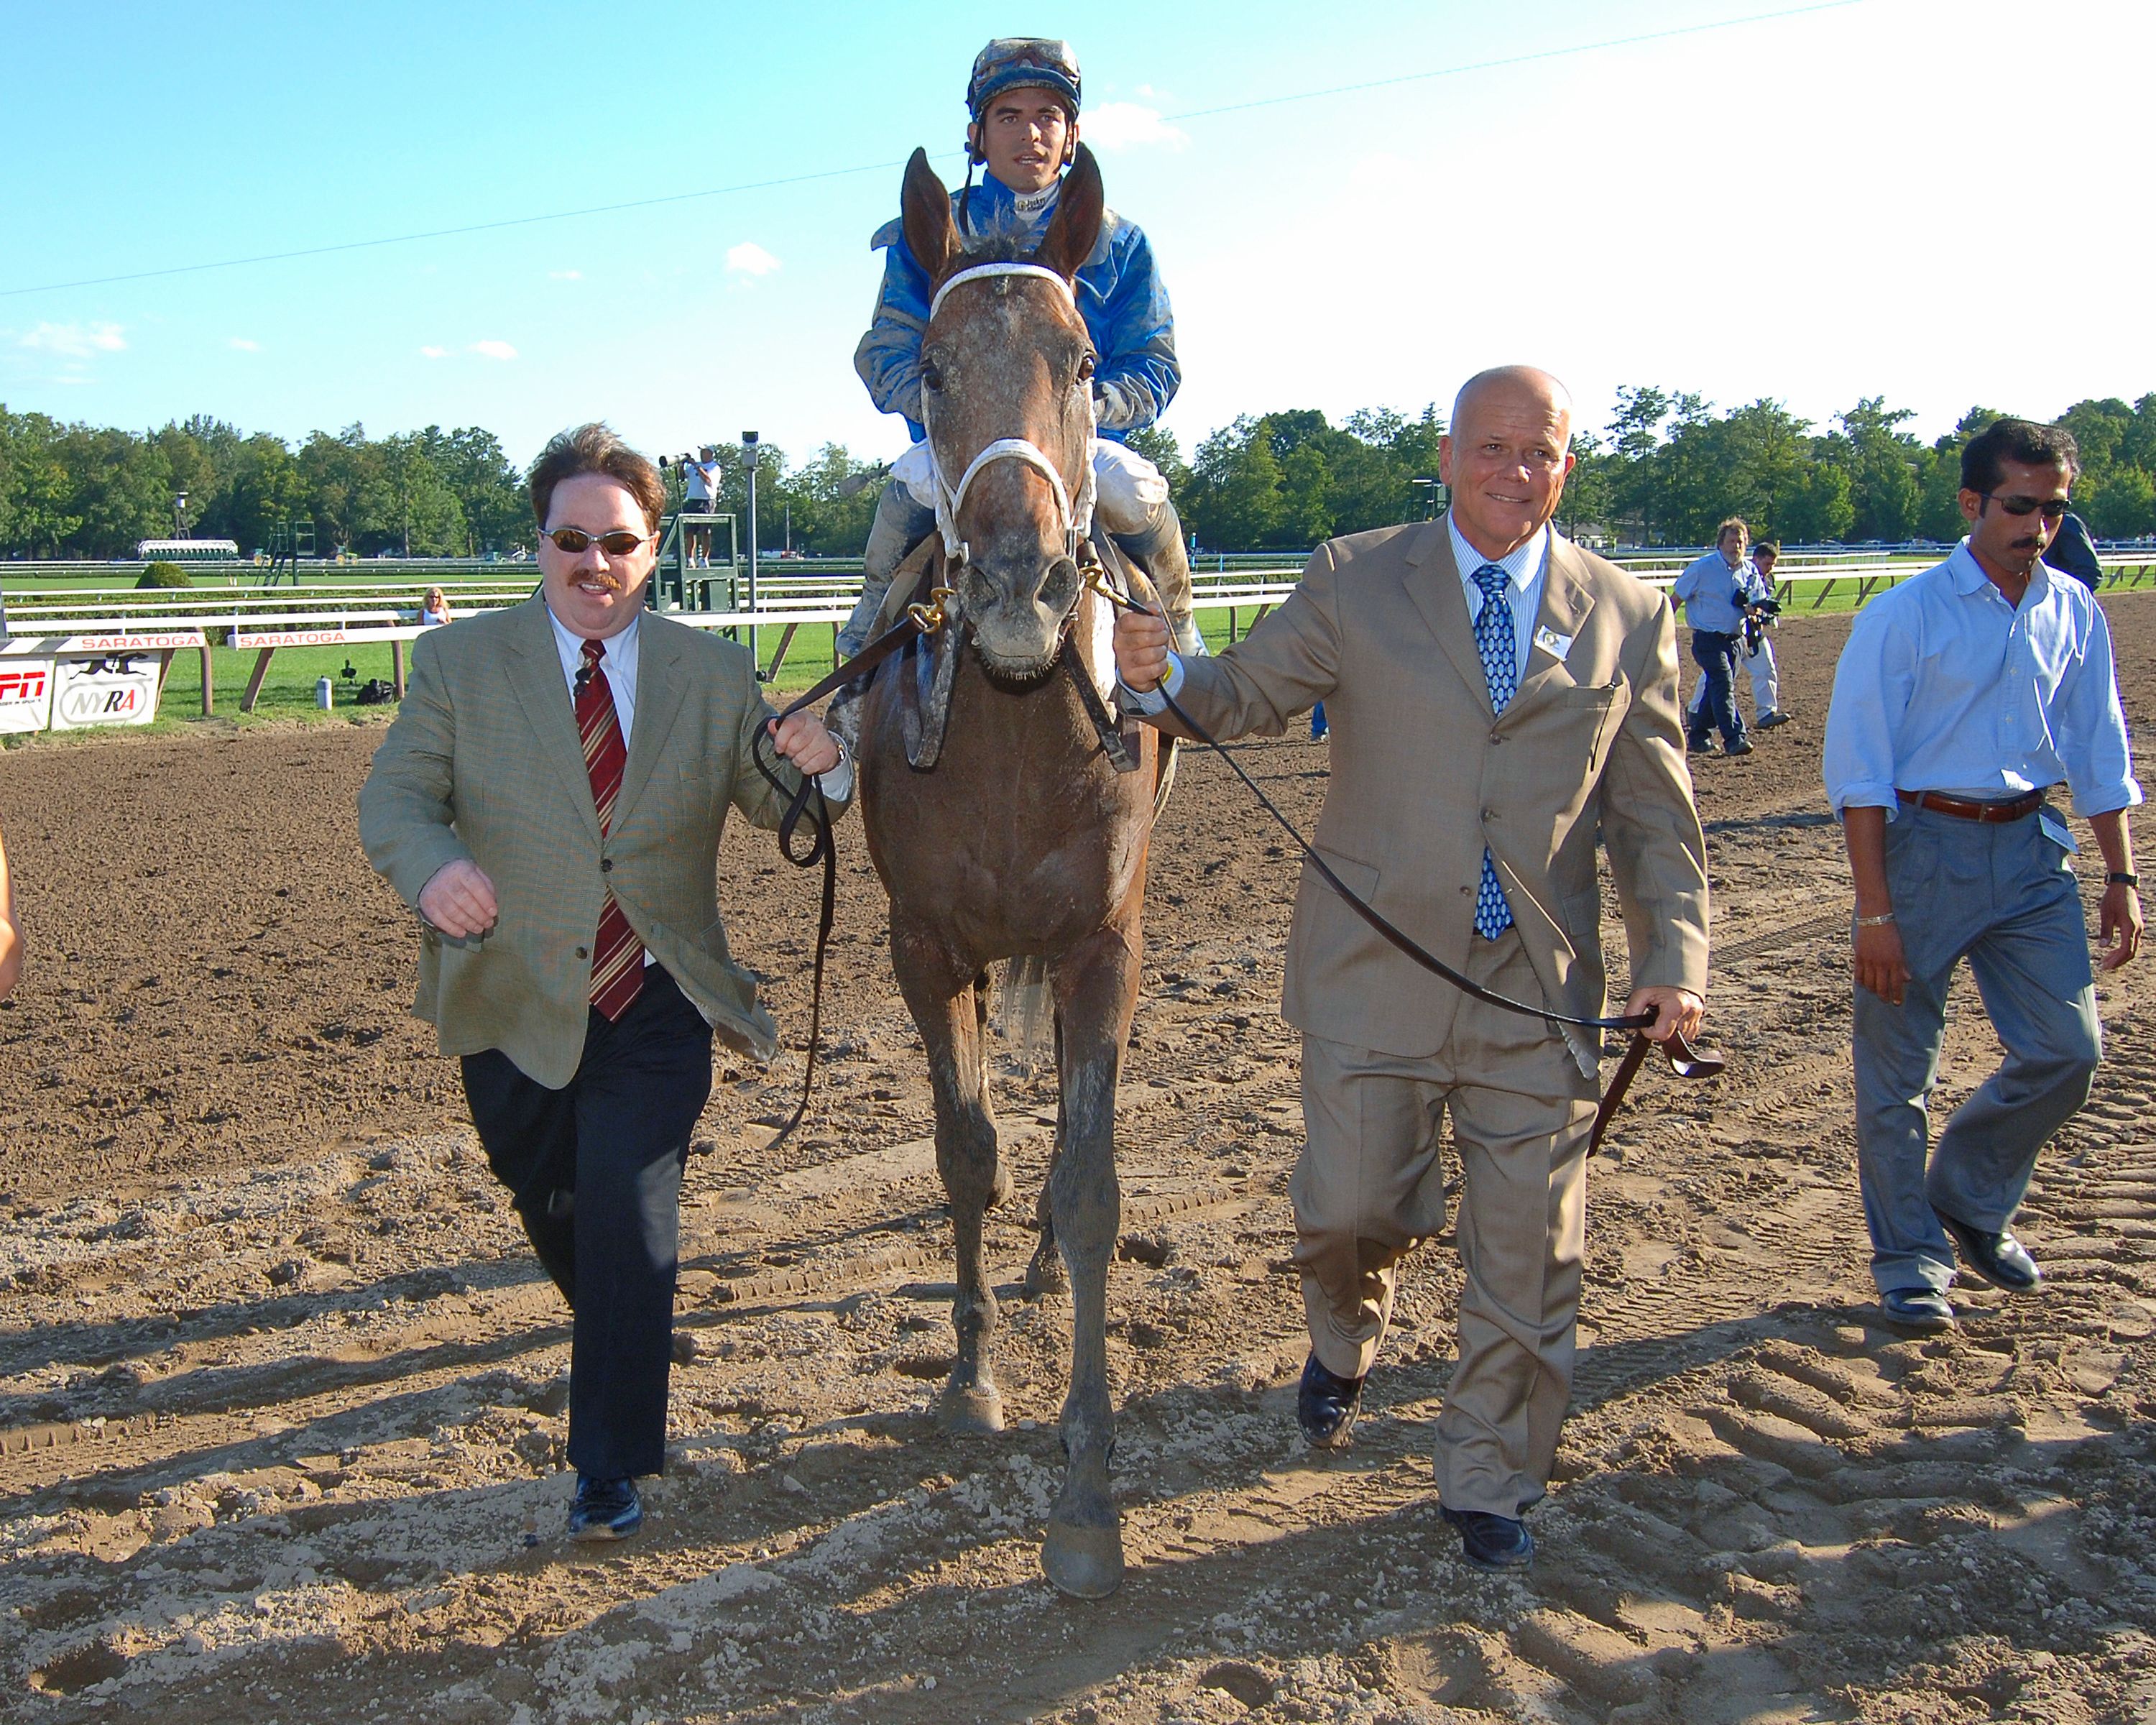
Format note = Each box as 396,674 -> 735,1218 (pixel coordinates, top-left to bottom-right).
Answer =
1757,710 -> 1792,728
1296,1353 -> 1364,1449
1879,1286 -> 1955,1333
1441,1504 -> 1534,1570
1936,1211 -> 2042,1293
567,1473 -> 642,1541
1724,736 -> 1755,755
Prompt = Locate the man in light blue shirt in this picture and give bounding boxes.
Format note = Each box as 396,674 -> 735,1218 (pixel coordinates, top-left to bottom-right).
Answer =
1670,519 -> 1759,756
1822,418 -> 2142,1335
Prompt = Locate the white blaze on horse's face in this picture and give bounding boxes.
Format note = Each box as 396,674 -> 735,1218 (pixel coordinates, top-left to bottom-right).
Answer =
923,267 -> 1097,683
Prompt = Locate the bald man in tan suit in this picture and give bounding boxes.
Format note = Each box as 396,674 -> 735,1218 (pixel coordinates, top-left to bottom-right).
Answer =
1115,367 -> 1709,1570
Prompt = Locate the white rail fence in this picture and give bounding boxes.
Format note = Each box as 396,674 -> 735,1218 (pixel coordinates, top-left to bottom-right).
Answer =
4,555 -> 2155,727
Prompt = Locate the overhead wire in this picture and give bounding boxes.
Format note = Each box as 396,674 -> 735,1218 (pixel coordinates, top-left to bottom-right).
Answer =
1,1 -> 1868,301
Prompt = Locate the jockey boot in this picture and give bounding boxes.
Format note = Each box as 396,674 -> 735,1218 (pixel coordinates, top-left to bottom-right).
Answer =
1110,499 -> 1204,659
839,478 -> 937,661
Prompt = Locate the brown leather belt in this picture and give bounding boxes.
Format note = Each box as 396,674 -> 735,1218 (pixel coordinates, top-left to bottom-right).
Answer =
1896,788 -> 2045,824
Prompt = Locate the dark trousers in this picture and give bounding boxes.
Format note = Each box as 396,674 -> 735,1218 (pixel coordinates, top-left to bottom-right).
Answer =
1687,630 -> 1745,748
461,966 -> 714,1480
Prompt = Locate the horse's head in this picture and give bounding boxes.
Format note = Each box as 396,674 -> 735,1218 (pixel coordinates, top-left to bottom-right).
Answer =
904,144 -> 1104,684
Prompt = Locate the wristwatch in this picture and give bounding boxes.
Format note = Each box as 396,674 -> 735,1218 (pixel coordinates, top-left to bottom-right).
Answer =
2109,872 -> 2140,888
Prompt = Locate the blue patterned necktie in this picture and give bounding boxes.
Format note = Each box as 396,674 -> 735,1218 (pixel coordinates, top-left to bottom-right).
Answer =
1472,564 -> 1516,939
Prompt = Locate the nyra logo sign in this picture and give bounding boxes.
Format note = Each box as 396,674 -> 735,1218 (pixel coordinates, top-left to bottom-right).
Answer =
50,655 -> 160,732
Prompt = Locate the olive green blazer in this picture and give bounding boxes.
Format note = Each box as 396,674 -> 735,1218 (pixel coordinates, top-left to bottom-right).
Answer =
358,597 -> 847,1086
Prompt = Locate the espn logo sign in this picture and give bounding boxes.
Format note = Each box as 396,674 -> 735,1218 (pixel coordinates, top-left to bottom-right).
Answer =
0,666 -> 48,704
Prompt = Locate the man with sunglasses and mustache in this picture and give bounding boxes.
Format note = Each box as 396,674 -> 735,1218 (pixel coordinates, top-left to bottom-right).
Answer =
361,423 -> 846,1540
1823,417 -> 2141,1335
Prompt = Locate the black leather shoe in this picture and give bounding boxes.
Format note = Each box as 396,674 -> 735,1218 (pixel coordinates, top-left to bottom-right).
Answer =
1296,1354 -> 1364,1449
1685,732 -> 1711,753
1757,710 -> 1792,729
1441,1504 -> 1534,1570
568,1474 -> 642,1541
1724,736 -> 1755,755
1936,1211 -> 2042,1293
1879,1286 -> 1955,1333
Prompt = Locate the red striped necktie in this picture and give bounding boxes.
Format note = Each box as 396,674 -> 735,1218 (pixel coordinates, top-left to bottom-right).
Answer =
576,637 -> 645,1021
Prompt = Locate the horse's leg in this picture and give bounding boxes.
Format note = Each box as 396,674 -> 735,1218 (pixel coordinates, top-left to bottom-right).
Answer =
975,970 -> 1013,1211
1041,922 -> 1140,1598
1025,1011 -> 1069,1297
891,915 -> 1003,1434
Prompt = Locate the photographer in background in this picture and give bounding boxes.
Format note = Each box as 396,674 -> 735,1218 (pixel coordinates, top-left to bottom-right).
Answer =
681,447 -> 721,568
1744,540 -> 1790,728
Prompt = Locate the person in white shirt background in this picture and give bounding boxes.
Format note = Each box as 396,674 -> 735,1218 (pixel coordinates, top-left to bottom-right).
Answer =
1822,416 -> 2142,1335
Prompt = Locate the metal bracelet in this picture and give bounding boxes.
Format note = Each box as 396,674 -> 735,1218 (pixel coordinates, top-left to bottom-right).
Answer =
1853,912 -> 1897,927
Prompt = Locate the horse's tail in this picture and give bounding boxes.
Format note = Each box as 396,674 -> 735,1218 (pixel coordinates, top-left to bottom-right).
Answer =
997,954 -> 1056,1063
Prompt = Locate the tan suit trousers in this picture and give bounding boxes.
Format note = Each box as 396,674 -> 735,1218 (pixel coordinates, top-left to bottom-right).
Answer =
1291,928 -> 1598,1519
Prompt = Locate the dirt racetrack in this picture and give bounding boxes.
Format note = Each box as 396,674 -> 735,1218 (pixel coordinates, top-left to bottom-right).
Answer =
1,594 -> 2155,1724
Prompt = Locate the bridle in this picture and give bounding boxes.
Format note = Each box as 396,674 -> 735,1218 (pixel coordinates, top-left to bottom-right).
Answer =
919,262 -> 1098,580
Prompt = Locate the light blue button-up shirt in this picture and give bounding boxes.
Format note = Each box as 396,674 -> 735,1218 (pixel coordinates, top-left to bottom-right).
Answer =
1821,540 -> 2140,818
1669,549 -> 1752,634
1450,515 -> 1549,684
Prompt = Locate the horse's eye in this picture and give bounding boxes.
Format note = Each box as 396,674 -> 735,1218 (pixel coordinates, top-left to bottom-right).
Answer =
1077,354 -> 1096,384
923,364 -> 945,394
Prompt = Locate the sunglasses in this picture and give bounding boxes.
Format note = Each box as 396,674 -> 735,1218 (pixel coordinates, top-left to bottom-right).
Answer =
542,526 -> 656,556
1981,493 -> 2069,522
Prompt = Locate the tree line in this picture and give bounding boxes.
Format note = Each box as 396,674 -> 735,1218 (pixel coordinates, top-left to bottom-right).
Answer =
5,387 -> 2154,561
1140,389 -> 2156,551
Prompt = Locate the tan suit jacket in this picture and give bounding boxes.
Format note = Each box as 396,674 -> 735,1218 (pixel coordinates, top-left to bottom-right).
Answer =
1166,520 -> 1708,1072
359,597 -> 845,1087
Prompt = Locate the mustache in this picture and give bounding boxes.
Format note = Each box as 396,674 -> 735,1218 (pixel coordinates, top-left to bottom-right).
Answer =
570,569 -> 625,592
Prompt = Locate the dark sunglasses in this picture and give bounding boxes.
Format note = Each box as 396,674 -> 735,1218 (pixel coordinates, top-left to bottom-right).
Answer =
1981,492 -> 2070,522
543,526 -> 655,556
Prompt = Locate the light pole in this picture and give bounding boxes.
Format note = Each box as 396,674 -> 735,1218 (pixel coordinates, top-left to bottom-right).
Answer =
742,431 -> 760,671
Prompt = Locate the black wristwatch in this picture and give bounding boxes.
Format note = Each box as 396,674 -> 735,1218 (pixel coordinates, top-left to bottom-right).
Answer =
2109,872 -> 2140,888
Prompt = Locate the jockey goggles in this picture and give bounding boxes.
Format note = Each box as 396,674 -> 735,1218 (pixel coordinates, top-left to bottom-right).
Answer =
967,37 -> 1082,120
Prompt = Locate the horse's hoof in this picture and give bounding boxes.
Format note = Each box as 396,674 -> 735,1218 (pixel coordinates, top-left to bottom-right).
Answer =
987,1162 -> 1014,1210
937,1383 -> 1005,1434
1042,1516 -> 1124,1598
1023,1246 -> 1068,1300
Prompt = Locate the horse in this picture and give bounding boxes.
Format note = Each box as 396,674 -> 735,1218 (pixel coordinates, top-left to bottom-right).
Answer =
855,143 -> 1165,1598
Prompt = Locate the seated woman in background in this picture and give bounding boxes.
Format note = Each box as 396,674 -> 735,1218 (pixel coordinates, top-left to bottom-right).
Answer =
420,586 -> 454,627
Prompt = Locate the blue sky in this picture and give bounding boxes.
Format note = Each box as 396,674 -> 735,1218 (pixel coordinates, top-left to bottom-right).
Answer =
4,0 -> 2150,469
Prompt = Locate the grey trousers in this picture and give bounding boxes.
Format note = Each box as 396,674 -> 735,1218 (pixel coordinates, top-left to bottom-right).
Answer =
1853,802 -> 2101,1294
1293,929 -> 1598,1519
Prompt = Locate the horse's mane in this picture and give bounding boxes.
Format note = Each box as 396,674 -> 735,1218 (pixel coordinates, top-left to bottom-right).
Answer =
949,232 -> 1036,271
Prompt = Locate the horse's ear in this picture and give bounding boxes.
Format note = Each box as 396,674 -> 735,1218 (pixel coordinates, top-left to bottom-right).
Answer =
1036,142 -> 1103,280
902,148 -> 957,286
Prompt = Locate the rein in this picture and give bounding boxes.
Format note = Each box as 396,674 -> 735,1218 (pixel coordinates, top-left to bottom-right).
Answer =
1077,571 -> 1724,1154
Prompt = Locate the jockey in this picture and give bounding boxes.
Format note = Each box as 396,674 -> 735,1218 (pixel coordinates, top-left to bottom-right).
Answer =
839,35 -> 1203,669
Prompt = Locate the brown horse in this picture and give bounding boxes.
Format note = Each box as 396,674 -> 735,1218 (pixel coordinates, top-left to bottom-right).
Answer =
857,144 -> 1161,1598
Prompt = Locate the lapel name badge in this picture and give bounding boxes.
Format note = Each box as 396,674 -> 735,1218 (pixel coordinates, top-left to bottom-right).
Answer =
1533,625 -> 1575,661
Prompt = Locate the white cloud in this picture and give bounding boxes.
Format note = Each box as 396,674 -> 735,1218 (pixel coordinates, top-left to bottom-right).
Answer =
228,336 -> 261,352
1080,102 -> 1187,152
19,321 -> 126,357
725,242 -> 781,277
549,269 -> 582,281
420,345 -> 448,359
470,339 -> 517,361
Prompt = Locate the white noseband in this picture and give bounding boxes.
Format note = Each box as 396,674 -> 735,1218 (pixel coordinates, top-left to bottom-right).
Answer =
921,262 -> 1098,568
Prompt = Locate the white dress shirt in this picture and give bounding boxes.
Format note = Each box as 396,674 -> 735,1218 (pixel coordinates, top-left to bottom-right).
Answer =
1822,539 -> 2139,817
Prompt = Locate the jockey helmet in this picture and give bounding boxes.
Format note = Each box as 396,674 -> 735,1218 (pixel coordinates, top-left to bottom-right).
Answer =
967,38 -> 1082,122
